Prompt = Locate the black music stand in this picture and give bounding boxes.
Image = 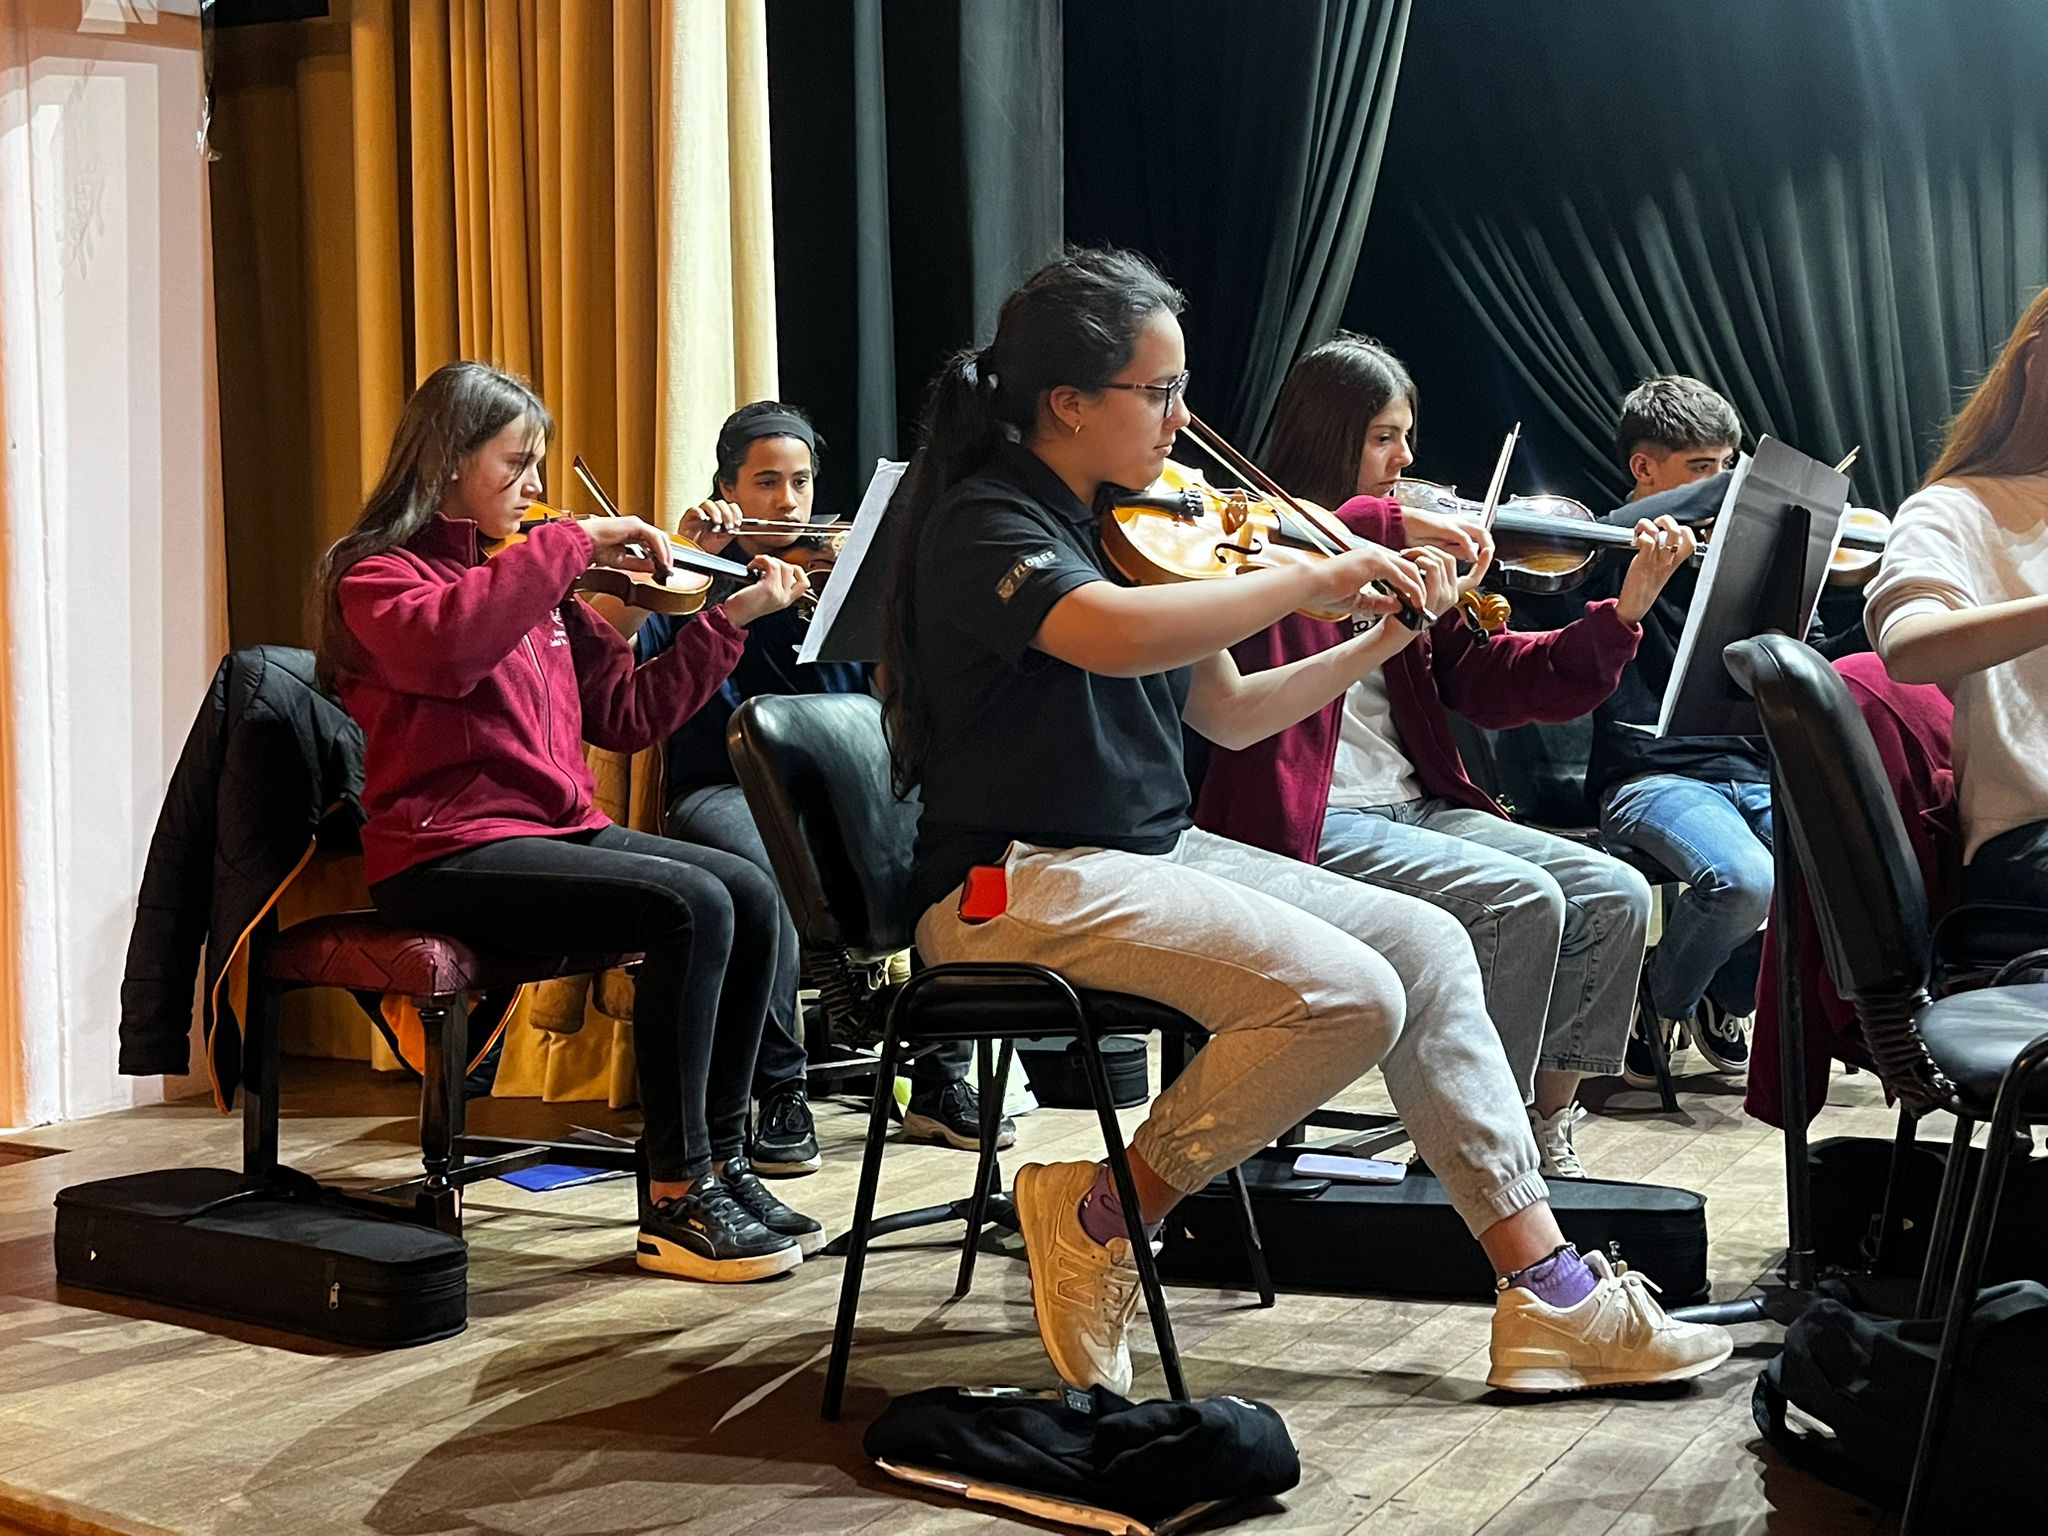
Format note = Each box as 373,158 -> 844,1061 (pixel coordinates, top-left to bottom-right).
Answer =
1651,438 -> 1848,1327
798,458 -> 907,666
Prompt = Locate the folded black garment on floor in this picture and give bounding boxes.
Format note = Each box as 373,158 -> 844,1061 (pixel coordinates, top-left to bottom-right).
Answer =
864,1385 -> 1299,1530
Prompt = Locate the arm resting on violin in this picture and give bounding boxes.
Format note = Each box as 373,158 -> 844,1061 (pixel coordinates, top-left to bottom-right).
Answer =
1033,564 -> 1352,678
563,598 -> 748,752
338,521 -> 596,698
1183,624 -> 1416,751
1432,600 -> 1641,729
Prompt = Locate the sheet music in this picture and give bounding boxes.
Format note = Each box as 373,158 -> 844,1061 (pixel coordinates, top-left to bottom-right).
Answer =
796,457 -> 907,665
1650,452 -> 1753,739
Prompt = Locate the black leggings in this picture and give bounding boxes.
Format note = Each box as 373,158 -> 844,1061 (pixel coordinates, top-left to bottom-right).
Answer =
1964,817 -> 2048,908
371,825 -> 786,1182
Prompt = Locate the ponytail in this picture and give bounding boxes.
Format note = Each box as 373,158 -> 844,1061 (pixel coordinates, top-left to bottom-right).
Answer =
879,246 -> 1184,798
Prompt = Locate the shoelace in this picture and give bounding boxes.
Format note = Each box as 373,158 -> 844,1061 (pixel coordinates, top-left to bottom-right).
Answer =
680,1182 -> 770,1237
761,1085 -> 810,1140
1604,1261 -> 1669,1341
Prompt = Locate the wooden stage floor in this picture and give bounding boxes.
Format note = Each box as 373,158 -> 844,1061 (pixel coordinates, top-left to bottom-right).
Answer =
0,1051 -> 1906,1535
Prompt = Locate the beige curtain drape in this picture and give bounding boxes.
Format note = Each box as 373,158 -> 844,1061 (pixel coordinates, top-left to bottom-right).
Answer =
0,332 -> 23,1130
209,0 -> 777,1106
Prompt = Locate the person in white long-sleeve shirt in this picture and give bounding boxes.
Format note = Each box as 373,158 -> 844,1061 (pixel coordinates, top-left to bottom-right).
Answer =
1868,283 -> 2048,904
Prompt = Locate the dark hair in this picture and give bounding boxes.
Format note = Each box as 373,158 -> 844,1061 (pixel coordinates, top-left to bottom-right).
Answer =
1263,333 -> 1417,507
710,400 -> 823,498
1615,374 -> 1743,466
880,246 -> 1185,795
312,361 -> 553,689
1927,284 -> 2048,483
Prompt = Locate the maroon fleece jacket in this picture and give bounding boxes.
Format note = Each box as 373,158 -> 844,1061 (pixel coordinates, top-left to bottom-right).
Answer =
1194,495 -> 1644,862
337,515 -> 745,883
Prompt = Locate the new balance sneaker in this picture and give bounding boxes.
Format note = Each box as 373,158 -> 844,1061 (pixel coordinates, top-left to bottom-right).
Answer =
720,1153 -> 826,1253
903,1078 -> 1017,1152
751,1078 -> 822,1176
1013,1160 -> 1142,1396
1487,1249 -> 1733,1392
1690,997 -> 1752,1077
1621,1003 -> 1686,1090
637,1173 -> 801,1283
1530,1102 -> 1587,1179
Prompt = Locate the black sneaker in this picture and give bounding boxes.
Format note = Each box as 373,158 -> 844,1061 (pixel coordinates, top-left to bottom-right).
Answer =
751,1078 -> 821,1176
637,1173 -> 801,1282
1622,1001 -> 1681,1090
903,1078 -> 1017,1152
1690,997 -> 1751,1077
721,1153 -> 826,1253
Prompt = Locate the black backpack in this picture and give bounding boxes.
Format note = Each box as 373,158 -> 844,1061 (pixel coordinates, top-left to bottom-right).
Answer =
1753,1280 -> 2048,1516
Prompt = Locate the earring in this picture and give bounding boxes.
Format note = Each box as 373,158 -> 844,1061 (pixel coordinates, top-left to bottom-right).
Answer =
1072,420 -> 1085,436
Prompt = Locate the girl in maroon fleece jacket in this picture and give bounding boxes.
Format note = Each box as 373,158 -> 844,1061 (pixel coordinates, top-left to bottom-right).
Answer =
1196,336 -> 1694,1177
313,361 -> 818,1285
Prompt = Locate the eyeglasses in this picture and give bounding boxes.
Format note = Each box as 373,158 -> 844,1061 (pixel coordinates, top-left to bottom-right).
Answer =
1099,371 -> 1191,421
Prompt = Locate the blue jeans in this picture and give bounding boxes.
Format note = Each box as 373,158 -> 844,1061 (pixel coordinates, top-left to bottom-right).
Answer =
1599,775 -> 1773,1019
1318,802 -> 1650,1096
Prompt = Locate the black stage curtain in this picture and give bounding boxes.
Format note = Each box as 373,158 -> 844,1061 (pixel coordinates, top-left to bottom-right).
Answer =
766,0 -> 1063,511
1065,0 -> 1412,452
1348,0 -> 2048,512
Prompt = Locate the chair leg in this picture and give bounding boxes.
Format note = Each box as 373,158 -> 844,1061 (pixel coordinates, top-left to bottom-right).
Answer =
1915,1115 -> 1976,1319
1076,1011 -> 1188,1403
416,993 -> 465,1237
824,1027 -> 904,1421
1901,1037 -> 2048,1535
1642,978 -> 1680,1113
1873,1106 -> 1920,1276
243,978 -> 285,1179
954,1039 -> 1014,1301
1225,1165 -> 1276,1308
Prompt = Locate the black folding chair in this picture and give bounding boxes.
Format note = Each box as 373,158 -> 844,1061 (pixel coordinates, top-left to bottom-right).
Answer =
1725,635 -> 2048,1533
726,693 -> 1273,1419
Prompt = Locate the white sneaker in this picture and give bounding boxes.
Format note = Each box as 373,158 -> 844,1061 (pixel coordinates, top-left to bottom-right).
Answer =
1530,1102 -> 1587,1179
1013,1161 -> 1142,1396
1487,1249 -> 1733,1392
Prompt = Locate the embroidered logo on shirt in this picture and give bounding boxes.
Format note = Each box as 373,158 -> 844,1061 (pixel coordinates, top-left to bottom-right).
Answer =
996,548 -> 1059,603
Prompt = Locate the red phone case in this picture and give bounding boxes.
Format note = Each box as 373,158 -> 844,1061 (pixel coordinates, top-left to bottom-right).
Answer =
958,864 -> 1009,923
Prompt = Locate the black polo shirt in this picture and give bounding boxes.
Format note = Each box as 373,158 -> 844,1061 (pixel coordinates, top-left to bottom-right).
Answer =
907,440 -> 1193,914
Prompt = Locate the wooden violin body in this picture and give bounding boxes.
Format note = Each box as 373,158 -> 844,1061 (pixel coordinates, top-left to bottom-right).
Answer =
492,502 -> 755,617
1100,460 -> 1377,623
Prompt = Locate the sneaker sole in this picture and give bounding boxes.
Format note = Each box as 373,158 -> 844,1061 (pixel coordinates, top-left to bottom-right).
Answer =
1487,1340 -> 1734,1394
635,1233 -> 803,1283
901,1112 -> 1017,1152
749,1152 -> 823,1176
780,1225 -> 829,1256
1689,1039 -> 1750,1077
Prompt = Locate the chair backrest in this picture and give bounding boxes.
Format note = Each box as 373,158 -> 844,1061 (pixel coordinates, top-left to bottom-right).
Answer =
726,693 -> 921,964
1723,635 -> 1947,1102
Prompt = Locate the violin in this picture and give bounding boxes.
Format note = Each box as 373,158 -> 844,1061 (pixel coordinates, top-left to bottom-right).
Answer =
1100,414 -> 1428,627
1391,476 -> 1893,597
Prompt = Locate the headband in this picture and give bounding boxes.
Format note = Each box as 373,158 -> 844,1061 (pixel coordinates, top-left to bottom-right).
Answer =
723,411 -> 817,454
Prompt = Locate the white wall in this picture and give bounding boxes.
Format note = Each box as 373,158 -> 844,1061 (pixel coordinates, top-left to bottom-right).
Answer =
1,0 -> 225,1126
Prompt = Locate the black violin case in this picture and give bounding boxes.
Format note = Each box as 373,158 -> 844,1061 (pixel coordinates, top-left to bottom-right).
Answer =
1157,1149 -> 1709,1304
54,1166 -> 467,1348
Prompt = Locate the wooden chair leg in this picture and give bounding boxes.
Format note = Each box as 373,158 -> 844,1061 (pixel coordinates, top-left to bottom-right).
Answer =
243,976 -> 285,1180
416,992 -> 466,1237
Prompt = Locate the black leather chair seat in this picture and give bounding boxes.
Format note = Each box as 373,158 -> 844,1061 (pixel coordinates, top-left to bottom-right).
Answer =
1918,984 -> 2048,1117
889,979 -> 1200,1042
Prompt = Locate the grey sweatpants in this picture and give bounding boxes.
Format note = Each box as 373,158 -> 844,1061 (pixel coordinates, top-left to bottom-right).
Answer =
915,827 -> 1547,1239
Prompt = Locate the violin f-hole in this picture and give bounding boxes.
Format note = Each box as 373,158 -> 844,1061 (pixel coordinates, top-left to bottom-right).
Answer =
1213,537 -> 1265,561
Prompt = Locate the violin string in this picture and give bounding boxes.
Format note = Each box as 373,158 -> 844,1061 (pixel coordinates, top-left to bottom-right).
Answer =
1179,414 -> 1347,558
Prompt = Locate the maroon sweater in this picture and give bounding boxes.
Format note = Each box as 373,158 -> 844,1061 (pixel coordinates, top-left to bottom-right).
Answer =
1194,496 -> 1644,862
337,515 -> 745,884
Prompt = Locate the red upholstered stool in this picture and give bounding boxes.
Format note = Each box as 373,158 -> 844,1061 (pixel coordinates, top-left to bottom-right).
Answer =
246,909 -> 640,1235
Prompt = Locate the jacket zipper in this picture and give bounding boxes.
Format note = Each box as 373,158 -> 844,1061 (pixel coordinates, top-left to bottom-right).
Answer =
523,632 -> 579,815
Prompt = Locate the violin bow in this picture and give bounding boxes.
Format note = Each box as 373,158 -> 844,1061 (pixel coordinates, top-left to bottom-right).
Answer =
1475,423 -> 1522,532
1832,446 -> 1860,475
572,455 -> 627,519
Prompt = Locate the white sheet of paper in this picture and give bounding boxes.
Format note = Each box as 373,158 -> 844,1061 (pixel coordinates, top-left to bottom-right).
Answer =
796,457 -> 908,665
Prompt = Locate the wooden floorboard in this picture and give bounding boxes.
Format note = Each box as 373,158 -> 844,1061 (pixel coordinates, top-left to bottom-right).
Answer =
0,1052 -> 1913,1534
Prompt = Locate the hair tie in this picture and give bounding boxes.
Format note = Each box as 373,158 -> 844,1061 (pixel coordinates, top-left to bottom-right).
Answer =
976,349 -> 1001,397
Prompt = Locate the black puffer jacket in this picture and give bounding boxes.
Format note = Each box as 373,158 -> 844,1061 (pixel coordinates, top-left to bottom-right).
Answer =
118,647 -> 364,1106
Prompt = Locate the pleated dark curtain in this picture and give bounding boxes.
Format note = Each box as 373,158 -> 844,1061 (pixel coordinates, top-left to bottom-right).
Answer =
1355,0 -> 2048,511
767,0 -> 1063,511
1065,0 -> 1412,451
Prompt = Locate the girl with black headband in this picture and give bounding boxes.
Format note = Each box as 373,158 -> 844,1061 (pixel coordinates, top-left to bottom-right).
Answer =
638,402 -> 1018,1174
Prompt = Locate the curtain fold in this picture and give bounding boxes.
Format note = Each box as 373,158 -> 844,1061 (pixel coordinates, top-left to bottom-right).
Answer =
1065,0 -> 1411,451
768,0 -> 1065,510
210,0 -> 776,1105
1356,0 -> 2048,510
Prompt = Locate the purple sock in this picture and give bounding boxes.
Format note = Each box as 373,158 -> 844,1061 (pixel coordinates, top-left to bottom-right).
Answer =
1505,1244 -> 1598,1308
1077,1164 -> 1161,1246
